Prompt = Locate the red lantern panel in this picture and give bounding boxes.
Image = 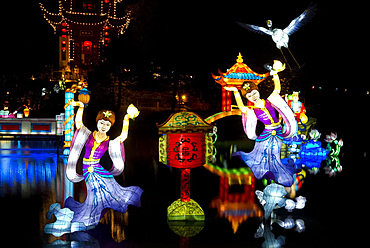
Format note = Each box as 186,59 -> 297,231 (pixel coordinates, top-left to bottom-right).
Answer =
166,133 -> 205,169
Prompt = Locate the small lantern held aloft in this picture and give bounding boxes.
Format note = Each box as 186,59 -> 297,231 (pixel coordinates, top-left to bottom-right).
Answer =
158,111 -> 215,221
78,88 -> 90,105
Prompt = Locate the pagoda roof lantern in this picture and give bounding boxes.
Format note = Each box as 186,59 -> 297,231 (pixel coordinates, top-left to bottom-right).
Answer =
157,111 -> 214,134
212,53 -> 270,89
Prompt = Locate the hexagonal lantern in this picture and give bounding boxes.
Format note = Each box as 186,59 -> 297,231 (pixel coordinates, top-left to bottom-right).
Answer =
158,111 -> 215,221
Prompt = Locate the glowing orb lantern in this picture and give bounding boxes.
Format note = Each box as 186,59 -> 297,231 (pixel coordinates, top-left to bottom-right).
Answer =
158,111 -> 215,221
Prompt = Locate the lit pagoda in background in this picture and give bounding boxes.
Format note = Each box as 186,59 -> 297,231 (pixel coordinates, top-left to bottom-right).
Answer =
212,53 -> 270,112
40,0 -> 131,81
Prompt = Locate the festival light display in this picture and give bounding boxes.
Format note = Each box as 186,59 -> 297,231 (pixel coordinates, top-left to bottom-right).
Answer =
212,53 -> 270,112
63,91 -> 74,155
237,4 -> 316,68
158,111 -> 215,221
256,183 -> 287,219
286,91 -> 307,124
40,0 -> 131,76
325,132 -> 343,176
63,82 -> 88,155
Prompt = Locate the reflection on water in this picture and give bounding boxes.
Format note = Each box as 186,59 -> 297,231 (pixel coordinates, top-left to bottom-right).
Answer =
0,141 -> 72,201
0,137 -> 346,247
0,140 -> 125,245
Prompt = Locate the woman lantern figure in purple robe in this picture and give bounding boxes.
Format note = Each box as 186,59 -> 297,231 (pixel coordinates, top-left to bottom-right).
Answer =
225,61 -> 298,187
45,103 -> 143,237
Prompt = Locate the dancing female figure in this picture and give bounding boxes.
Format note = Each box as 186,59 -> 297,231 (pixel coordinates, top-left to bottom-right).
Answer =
225,61 -> 298,187
45,102 -> 143,236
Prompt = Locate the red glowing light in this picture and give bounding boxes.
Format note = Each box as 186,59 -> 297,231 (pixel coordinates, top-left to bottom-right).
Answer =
104,32 -> 109,36
62,28 -> 67,33
84,41 -> 92,47
62,22 -> 67,27
104,26 -> 109,30
62,40 -> 66,44
104,0 -> 109,3
62,47 -> 66,51
62,35 -> 67,38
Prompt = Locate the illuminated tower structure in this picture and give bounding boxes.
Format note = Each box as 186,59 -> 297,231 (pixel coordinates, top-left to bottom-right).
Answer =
40,0 -> 131,80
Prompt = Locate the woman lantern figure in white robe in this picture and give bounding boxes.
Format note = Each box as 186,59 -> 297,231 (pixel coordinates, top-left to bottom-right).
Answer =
225,61 -> 298,187
44,103 -> 143,237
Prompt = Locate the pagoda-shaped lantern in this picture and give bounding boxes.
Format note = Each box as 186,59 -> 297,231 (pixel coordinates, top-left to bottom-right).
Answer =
158,111 -> 215,221
212,53 -> 270,112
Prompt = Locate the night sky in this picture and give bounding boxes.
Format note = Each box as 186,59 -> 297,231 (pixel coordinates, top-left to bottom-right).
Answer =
0,1 -> 361,90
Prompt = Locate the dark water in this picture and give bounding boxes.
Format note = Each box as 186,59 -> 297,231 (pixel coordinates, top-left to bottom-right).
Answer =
0,118 -> 355,247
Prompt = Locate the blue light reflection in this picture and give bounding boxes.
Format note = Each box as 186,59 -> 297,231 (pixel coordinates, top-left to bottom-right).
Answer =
0,140 -> 72,201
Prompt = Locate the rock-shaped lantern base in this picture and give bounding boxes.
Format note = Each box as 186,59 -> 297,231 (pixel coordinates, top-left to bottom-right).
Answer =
167,199 -> 205,221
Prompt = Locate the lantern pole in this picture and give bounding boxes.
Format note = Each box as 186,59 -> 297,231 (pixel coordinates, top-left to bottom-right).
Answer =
158,111 -> 215,222
180,169 -> 191,202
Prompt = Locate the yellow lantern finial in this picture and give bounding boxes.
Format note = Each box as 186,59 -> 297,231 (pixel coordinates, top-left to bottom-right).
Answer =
236,52 -> 243,63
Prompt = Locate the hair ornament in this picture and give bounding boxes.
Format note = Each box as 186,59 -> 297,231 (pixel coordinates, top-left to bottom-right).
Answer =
103,111 -> 112,118
243,83 -> 251,91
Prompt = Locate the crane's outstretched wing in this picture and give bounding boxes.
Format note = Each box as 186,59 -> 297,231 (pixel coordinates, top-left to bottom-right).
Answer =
236,22 -> 272,36
283,4 -> 316,35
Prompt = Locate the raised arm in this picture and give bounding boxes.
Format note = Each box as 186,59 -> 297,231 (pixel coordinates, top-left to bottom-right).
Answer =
224,87 -> 248,113
119,104 -> 140,143
272,74 -> 281,95
71,100 -> 85,130
270,60 -> 285,95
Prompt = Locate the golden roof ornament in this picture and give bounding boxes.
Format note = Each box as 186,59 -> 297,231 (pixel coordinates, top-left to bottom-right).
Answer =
236,52 -> 244,63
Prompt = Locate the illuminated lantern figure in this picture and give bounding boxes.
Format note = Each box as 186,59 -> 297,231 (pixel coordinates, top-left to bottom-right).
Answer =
324,132 -> 343,176
237,4 -> 316,68
158,111 -> 215,221
44,103 -> 142,237
287,91 -> 307,124
225,61 -> 298,187
212,53 -> 270,112
258,183 -> 287,219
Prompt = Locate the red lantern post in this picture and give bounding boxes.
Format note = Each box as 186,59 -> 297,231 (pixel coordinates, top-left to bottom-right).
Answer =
158,111 -> 215,221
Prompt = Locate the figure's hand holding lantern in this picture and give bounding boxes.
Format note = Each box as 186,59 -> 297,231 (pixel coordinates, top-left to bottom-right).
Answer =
158,111 -> 215,221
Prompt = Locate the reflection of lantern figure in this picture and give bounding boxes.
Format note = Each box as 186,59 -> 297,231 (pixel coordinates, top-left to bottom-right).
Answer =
158,111 -> 215,221
204,164 -> 263,233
